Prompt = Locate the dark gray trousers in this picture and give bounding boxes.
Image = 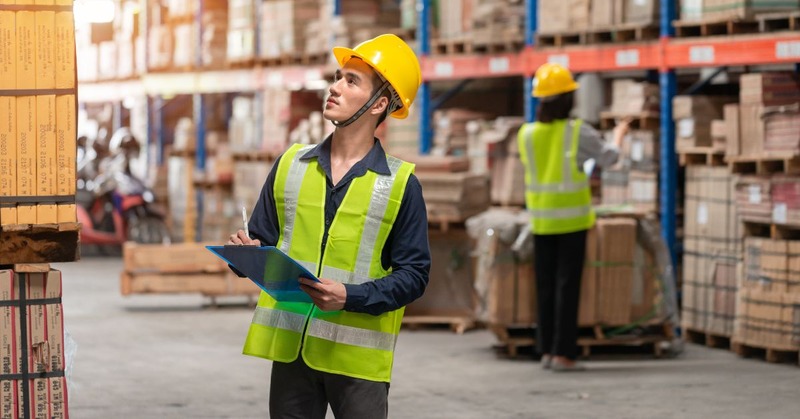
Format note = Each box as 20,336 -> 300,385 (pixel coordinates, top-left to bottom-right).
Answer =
269,356 -> 389,419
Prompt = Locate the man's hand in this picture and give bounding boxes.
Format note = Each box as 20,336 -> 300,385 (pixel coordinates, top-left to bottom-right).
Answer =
299,277 -> 346,311
227,230 -> 261,246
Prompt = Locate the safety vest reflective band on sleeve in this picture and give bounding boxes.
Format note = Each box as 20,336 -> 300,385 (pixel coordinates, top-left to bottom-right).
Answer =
321,265 -> 373,284
528,205 -> 592,219
279,145 -> 315,253
252,306 -> 307,334
307,318 -> 397,352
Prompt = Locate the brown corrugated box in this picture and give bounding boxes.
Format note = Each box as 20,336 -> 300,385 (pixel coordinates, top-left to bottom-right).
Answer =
739,104 -> 764,156
724,104 -> 740,157
537,0 -> 569,33
595,218 -> 637,325
0,97 -> 15,225
735,176 -> 772,222
740,72 -> 800,107
625,0 -> 659,25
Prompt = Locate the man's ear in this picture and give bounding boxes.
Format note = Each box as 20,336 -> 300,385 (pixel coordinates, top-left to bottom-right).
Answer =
371,96 -> 389,115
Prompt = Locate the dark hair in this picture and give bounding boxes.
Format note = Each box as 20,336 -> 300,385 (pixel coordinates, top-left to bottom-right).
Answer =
536,92 -> 574,123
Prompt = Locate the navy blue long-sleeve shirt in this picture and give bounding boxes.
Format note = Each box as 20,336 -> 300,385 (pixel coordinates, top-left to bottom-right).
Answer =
247,137 -> 431,316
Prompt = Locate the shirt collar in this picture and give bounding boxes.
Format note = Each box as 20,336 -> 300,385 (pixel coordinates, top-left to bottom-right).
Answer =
299,135 -> 392,176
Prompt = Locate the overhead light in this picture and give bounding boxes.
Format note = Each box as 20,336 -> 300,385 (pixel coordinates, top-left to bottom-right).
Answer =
74,0 -> 116,24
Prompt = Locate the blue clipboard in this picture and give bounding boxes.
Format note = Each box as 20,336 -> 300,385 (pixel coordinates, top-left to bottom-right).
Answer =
206,245 -> 319,303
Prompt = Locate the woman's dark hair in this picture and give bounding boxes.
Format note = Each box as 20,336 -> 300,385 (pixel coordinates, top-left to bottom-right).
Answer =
536,91 -> 574,123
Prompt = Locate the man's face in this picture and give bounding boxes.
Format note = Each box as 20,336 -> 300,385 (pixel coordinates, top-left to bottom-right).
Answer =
323,58 -> 378,123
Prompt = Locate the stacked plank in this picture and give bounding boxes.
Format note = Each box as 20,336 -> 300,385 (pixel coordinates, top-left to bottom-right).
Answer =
432,108 -> 492,156
1,269 -> 68,418
682,166 -> 741,338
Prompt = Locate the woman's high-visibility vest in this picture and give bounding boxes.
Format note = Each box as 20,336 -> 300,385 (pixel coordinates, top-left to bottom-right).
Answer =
517,119 -> 595,235
242,144 -> 414,383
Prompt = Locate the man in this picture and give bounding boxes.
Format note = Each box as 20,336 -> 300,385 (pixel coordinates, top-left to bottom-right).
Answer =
518,63 -> 626,372
228,34 -> 430,418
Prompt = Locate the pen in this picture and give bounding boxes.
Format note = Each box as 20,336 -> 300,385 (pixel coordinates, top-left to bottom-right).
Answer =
242,206 -> 250,239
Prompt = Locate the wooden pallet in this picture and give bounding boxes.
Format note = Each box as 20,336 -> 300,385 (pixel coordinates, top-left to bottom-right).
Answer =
492,323 -> 675,359
402,315 -> 477,334
599,111 -> 660,131
758,11 -> 800,32
741,219 -> 800,240
225,58 -> 256,69
0,223 -> 80,264
727,152 -> 800,175
732,340 -> 800,365
231,150 -> 276,162
673,18 -> 759,38
683,327 -> 731,350
584,24 -> 659,44
535,31 -> 583,48
678,146 -> 726,166
431,37 -> 474,55
472,39 -> 524,54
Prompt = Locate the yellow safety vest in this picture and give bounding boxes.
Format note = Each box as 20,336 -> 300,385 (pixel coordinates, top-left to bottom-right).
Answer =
242,143 -> 414,383
517,119 -> 595,235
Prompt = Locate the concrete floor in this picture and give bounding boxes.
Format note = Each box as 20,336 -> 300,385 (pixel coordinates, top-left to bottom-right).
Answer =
55,257 -> 799,419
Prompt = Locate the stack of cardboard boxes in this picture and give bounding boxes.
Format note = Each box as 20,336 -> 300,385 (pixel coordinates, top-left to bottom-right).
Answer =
1,269 -> 68,418
260,0 -> 320,59
304,0 -> 402,57
680,0 -> 800,21
226,0 -> 257,63
538,0 -> 660,34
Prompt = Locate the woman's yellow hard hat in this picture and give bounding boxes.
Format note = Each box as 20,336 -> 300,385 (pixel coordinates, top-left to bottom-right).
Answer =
333,34 -> 421,119
532,63 -> 579,98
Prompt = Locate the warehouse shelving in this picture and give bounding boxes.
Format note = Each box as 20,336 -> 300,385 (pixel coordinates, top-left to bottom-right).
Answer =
77,0 -> 800,258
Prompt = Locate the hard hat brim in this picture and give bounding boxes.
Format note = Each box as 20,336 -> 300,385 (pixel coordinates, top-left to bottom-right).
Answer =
532,81 -> 580,98
332,46 -> 409,119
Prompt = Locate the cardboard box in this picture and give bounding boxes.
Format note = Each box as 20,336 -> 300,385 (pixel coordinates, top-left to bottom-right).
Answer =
696,0 -> 800,21
537,0 -> 569,33
36,95 -> 57,224
35,11 -> 55,89
740,104 -> 764,156
673,95 -> 736,120
56,95 -> 76,223
16,11 -> 36,89
0,97 -> 15,225
17,96 -> 36,225
595,218 -> 637,325
740,72 -> 800,107
591,0 -> 622,28
724,104 -> 740,157
0,11 -> 14,89
55,11 -> 76,89
734,288 -> 800,350
625,0 -> 659,25
579,226 -> 598,325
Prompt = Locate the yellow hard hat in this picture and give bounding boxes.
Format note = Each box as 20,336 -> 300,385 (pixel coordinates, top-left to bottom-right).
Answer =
333,34 -> 421,119
532,63 -> 579,98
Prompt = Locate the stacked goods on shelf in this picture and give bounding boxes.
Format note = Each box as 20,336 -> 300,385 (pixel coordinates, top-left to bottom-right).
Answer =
167,0 -> 194,69
305,0 -> 402,57
600,80 -> 660,213
228,96 -> 260,154
470,0 -> 525,48
735,237 -> 800,354
735,72 -> 800,156
233,160 -> 274,220
288,111 -> 329,146
431,108 -> 491,156
0,4 -> 77,228
1,269 -> 68,418
167,118 -> 197,242
115,1 -> 141,79
260,0 -> 320,60
120,242 -> 259,299
261,89 -> 322,156
539,0 -> 660,35
735,175 -> 772,222
227,0 -> 257,63
384,103 -> 419,156
413,156 -> 491,224
682,166 -> 741,338
472,117 -> 526,207
673,95 -> 737,151
201,1 -> 229,68
680,0 -> 800,21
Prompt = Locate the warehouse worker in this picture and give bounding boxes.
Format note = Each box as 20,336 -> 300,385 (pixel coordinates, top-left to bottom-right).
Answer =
228,34 -> 430,418
518,63 -> 628,372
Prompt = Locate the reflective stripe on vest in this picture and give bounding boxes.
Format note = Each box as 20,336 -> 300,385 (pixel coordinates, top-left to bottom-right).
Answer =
307,318 -> 397,352
251,306 -> 307,334
519,119 -> 595,235
279,144 -> 316,254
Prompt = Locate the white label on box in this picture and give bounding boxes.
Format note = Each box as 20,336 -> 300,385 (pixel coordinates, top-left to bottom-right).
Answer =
697,203 -> 708,225
615,49 -> 640,67
678,119 -> 695,138
689,46 -> 715,64
773,202 -> 787,224
489,57 -> 510,74
631,140 -> 644,162
547,54 -> 569,68
776,41 -> 800,59
266,72 -> 283,87
434,62 -> 454,77
748,185 -> 761,204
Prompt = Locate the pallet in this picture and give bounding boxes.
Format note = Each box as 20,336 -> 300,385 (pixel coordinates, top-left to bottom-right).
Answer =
741,219 -> 800,240
169,149 -> 196,158
0,223 -> 80,264
727,152 -> 800,175
472,39 -> 524,54
401,315 -> 476,334
231,150 -> 276,162
599,111 -> 660,131
535,31 -> 583,48
678,146 -> 726,166
225,58 -> 256,69
758,11 -> 800,33
584,24 -> 660,44
431,37 -> 474,55
492,323 -> 674,359
732,340 -> 800,365
673,18 -> 759,38
683,327 -> 731,350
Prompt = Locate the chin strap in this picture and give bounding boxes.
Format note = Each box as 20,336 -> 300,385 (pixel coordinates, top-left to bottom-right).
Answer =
331,80 -> 391,128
